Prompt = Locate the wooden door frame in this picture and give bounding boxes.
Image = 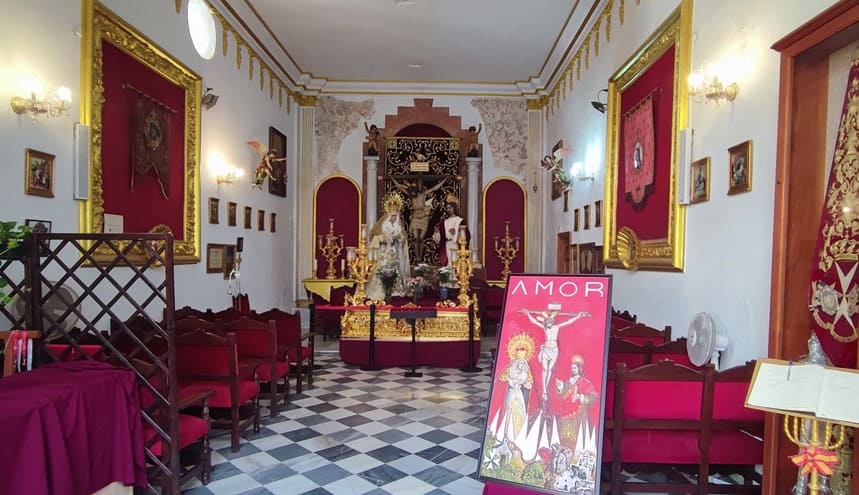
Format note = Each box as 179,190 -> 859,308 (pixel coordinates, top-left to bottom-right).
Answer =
769,2 -> 859,493
557,231 -> 571,273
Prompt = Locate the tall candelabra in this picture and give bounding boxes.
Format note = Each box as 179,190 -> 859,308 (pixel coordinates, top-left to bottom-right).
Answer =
317,218 -> 344,280
784,416 -> 845,495
494,221 -> 520,279
452,226 -> 475,307
346,224 -> 376,305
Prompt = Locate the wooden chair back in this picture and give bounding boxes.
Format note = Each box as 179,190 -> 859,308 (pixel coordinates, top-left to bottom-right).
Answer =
612,322 -> 671,345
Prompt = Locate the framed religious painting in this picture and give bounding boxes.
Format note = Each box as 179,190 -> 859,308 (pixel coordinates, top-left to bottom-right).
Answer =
690,157 -> 711,203
479,273 -> 612,494
208,197 -> 219,224
24,148 -> 55,198
223,244 -> 236,280
227,201 -> 237,226
81,3 -> 202,264
594,200 -> 602,228
244,206 -> 252,229
574,208 -> 580,232
583,205 -> 591,230
551,140 -> 565,201
206,243 -> 224,273
268,126 -> 287,197
257,210 -> 265,231
727,140 -> 752,195
603,0 -> 691,271
270,212 -> 277,233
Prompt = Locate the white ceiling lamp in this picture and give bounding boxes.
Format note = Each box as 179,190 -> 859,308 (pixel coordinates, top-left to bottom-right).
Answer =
407,59 -> 423,69
188,0 -> 217,60
395,0 -> 415,5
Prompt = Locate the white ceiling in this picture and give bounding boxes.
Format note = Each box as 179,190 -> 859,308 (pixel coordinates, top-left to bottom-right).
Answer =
235,0 -> 594,89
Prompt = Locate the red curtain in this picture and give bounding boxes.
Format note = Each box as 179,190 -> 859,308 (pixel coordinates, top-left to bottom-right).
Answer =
314,177 -> 361,279
483,179 -> 526,280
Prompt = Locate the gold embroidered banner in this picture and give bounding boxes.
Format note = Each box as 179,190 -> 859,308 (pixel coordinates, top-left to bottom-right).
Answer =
622,92 -> 655,209
809,53 -> 859,368
131,95 -> 171,199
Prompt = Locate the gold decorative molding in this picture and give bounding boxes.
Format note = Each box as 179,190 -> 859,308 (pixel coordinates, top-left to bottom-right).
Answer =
175,0 -> 181,13
602,0 -> 691,272
208,3 -> 293,113
340,308 -> 480,341
83,2 -> 202,264
546,0 -> 645,115
527,96 -> 548,110
295,94 -> 318,107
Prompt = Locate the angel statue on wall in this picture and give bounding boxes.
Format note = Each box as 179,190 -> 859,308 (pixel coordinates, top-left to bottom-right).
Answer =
247,141 -> 287,189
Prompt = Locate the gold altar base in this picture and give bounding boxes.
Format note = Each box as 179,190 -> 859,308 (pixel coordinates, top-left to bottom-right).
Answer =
340,307 -> 480,341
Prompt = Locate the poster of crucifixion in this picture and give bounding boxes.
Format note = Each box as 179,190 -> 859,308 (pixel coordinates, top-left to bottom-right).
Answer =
479,273 -> 612,494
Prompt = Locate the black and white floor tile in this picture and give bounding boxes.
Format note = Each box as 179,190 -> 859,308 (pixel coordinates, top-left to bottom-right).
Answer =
183,352 -> 492,495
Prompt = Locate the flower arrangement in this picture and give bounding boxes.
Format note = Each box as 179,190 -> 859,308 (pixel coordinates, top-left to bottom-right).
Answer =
406,276 -> 429,291
376,260 -> 400,296
541,147 -> 573,191
437,266 -> 454,286
0,222 -> 31,304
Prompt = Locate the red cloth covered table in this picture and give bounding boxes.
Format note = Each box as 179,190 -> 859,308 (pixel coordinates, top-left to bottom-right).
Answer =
0,360 -> 147,495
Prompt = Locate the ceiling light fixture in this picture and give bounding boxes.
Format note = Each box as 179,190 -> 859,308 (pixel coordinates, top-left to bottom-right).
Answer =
407,60 -> 422,69
395,0 -> 415,5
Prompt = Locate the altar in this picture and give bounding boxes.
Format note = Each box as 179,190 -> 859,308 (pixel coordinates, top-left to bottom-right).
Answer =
337,305 -> 481,368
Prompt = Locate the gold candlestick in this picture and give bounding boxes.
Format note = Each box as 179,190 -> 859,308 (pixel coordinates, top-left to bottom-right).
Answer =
453,226 -> 474,307
318,218 -> 344,280
494,221 -> 520,279
346,224 -> 376,305
784,415 -> 845,495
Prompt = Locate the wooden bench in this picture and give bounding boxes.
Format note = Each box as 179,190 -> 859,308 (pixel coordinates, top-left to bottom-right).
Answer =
603,360 -> 763,494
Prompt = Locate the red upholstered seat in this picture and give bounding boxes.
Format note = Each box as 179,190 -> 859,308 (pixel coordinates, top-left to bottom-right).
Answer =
259,308 -> 314,394
222,317 -> 287,417
179,380 -> 259,409
285,346 -> 312,363
144,414 -> 209,457
239,359 -> 290,382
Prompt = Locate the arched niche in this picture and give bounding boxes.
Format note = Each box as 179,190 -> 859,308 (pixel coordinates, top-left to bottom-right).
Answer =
314,175 -> 361,279
482,178 -> 526,284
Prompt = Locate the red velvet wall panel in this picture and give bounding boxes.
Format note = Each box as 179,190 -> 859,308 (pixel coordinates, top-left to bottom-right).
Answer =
615,46 -> 675,240
483,179 -> 526,281
396,124 -> 450,137
101,41 -> 186,238
315,177 -> 361,279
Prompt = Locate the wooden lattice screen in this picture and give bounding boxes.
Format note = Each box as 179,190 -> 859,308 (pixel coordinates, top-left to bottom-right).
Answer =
0,232 -> 180,494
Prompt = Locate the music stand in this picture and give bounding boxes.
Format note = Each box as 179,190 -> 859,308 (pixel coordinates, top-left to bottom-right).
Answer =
460,303 -> 483,373
360,304 -> 379,371
389,308 -> 437,378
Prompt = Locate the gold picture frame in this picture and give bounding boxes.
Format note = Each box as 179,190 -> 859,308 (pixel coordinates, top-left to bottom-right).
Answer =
206,243 -> 224,273
690,157 -> 711,203
584,204 -> 591,230
574,208 -> 580,232
270,212 -> 277,233
81,3 -> 202,264
594,200 -> 603,228
24,148 -> 55,198
602,0 -> 691,271
727,140 -> 753,195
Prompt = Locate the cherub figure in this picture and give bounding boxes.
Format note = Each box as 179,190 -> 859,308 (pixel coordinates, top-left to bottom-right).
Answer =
466,124 -> 482,157
247,141 -> 287,189
364,122 -> 382,155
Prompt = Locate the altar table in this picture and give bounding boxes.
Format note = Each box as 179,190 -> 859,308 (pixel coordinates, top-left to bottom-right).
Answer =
0,360 -> 147,495
331,305 -> 481,368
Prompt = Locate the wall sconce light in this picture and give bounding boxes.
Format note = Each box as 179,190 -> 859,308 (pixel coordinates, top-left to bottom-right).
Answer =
590,88 -> 608,114
216,165 -> 244,184
10,83 -> 72,119
202,87 -> 219,110
688,64 -> 738,103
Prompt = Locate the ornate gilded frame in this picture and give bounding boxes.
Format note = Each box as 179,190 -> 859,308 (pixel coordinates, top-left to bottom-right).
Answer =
602,0 -> 691,271
80,1 -> 201,263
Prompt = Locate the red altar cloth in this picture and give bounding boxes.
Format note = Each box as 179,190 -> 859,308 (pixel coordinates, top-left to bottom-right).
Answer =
340,340 -> 481,368
0,360 -> 147,495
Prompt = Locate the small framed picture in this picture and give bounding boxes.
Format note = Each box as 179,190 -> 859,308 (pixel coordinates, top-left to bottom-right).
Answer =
25,219 -> 52,256
728,140 -> 752,195
257,210 -> 265,231
563,190 -> 569,212
574,208 -> 580,232
227,202 -> 237,226
690,157 -> 711,204
25,148 -> 55,198
270,212 -> 277,233
594,200 -> 603,228
208,197 -> 219,224
223,245 -> 236,280
244,207 -> 252,229
584,204 -> 591,230
570,244 -> 580,273
206,243 -> 224,273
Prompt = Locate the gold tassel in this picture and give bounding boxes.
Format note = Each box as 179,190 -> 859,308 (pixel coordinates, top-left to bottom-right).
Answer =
593,17 -> 602,57
620,0 -> 625,25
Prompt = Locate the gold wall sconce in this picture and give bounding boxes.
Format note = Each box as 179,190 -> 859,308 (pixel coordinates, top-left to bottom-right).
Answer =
11,83 -> 72,119
688,64 -> 739,103
215,165 -> 245,184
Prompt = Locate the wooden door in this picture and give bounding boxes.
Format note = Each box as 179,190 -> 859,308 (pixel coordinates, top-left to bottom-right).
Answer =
556,232 -> 571,273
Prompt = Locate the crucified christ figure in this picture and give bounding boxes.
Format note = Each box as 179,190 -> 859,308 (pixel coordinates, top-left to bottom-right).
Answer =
390,176 -> 447,262
518,305 -> 591,402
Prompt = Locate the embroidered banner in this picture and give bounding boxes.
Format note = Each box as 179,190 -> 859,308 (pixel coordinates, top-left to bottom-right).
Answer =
131,95 -> 171,199
809,54 -> 859,368
622,93 -> 656,209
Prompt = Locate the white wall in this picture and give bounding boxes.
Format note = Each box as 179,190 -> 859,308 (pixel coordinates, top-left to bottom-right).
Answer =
546,0 -> 837,367
0,0 -> 297,319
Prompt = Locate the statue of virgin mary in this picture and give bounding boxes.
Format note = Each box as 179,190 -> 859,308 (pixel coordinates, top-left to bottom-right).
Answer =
365,192 -> 411,300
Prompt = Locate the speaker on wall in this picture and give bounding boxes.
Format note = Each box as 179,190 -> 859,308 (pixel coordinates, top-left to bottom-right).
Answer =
73,123 -> 90,200
677,128 -> 692,205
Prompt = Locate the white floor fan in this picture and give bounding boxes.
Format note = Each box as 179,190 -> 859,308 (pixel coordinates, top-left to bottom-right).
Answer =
10,283 -> 80,340
686,312 -> 728,370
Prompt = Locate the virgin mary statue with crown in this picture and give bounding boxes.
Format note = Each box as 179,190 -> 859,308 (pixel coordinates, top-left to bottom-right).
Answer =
366,192 -> 411,300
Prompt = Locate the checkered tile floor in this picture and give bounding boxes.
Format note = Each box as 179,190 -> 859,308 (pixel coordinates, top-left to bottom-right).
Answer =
182,351 -> 492,495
